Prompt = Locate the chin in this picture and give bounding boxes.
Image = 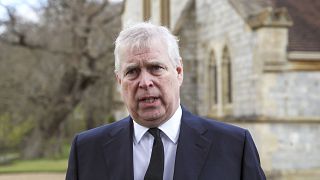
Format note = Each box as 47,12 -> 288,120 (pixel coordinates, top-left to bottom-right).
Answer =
139,116 -> 163,126
143,121 -> 163,128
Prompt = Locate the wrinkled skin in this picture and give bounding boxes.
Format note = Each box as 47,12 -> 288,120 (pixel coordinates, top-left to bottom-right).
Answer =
116,39 -> 183,128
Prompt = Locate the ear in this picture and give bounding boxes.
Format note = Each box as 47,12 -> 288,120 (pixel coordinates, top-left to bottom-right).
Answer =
176,59 -> 183,85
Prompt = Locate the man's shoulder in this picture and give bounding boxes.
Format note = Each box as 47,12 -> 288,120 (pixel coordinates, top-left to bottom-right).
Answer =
200,116 -> 244,133
182,107 -> 247,138
75,116 -> 131,143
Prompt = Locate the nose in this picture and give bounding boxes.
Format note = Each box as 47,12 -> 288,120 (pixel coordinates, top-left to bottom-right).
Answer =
138,71 -> 154,89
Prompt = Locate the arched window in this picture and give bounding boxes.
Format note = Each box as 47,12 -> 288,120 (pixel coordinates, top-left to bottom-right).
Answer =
208,51 -> 218,109
143,0 -> 151,21
222,47 -> 232,105
160,0 -> 170,27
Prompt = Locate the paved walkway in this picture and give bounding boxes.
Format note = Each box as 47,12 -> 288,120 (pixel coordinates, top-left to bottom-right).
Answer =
0,173 -> 65,180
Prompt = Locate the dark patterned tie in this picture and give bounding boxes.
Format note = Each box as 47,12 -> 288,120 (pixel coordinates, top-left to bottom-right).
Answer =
144,128 -> 164,180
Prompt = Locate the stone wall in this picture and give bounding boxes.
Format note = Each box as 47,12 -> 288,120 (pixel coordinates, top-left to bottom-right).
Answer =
261,72 -> 320,119
236,122 -> 320,179
177,3 -> 198,113
120,0 -> 320,179
193,0 -> 320,179
121,0 -> 143,27
170,0 -> 191,28
195,0 -> 258,117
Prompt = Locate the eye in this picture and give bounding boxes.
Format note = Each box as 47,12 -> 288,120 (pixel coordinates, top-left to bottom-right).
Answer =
150,65 -> 165,75
125,68 -> 139,78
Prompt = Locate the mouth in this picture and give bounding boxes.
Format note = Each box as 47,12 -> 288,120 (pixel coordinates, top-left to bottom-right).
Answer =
139,96 -> 159,103
138,96 -> 161,107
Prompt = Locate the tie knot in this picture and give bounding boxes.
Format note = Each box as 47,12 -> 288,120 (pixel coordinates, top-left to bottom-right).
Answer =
148,128 -> 161,138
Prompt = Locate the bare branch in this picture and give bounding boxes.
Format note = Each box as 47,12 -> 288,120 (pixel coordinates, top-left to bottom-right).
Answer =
4,5 -> 17,26
0,37 -> 72,56
95,45 -> 115,60
87,0 -> 109,23
0,3 -> 73,56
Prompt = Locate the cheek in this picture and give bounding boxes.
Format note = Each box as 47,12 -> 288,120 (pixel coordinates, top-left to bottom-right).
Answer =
120,83 -> 129,97
121,82 -> 135,99
159,76 -> 179,95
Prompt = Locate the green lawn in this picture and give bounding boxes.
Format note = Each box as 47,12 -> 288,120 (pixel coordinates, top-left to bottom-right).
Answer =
0,159 -> 68,174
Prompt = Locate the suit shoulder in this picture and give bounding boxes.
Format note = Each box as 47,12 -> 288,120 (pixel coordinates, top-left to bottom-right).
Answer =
190,113 -> 247,140
76,117 -> 131,144
190,116 -> 249,147
204,117 -> 245,134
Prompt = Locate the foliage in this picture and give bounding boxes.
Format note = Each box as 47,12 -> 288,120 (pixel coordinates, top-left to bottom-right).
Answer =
0,113 -> 34,153
0,0 -> 124,159
0,158 -> 68,174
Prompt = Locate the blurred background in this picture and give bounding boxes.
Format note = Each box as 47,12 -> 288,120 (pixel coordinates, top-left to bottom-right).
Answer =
0,0 -> 319,179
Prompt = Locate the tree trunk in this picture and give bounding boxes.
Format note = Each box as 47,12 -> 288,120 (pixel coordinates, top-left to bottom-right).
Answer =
85,108 -> 95,130
21,67 -> 97,159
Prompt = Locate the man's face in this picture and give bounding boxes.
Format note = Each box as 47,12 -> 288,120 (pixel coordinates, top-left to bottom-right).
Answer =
116,39 -> 183,128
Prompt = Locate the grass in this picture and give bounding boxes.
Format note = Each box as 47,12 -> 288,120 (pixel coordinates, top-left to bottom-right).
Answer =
0,158 -> 68,174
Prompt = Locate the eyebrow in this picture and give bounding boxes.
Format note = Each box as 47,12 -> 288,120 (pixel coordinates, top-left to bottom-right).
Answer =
146,61 -> 164,67
124,64 -> 138,71
122,60 -> 167,74
145,60 -> 167,67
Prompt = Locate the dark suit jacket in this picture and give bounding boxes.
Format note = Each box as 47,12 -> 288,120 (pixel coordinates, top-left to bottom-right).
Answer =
66,107 -> 266,180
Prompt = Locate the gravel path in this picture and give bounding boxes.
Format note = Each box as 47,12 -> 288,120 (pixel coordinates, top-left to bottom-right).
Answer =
0,173 -> 65,180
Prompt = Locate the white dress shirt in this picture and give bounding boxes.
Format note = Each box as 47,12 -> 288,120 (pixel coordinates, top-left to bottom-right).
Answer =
133,105 -> 182,180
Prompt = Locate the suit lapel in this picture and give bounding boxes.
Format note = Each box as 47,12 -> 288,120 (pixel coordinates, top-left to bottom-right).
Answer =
173,109 -> 212,180
102,117 -> 134,180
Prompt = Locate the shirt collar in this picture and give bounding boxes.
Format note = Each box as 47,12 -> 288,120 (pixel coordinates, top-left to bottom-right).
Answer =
133,105 -> 182,144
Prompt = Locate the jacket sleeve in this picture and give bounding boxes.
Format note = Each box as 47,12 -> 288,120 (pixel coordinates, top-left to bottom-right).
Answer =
241,130 -> 266,180
66,135 -> 79,180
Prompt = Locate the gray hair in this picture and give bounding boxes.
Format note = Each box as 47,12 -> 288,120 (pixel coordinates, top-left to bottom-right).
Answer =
114,22 -> 181,73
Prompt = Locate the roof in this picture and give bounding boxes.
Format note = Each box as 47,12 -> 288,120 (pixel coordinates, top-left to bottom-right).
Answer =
270,0 -> 320,52
230,0 -> 320,52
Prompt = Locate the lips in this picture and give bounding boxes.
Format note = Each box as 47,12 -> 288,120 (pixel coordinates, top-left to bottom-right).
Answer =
138,96 -> 160,107
139,96 -> 159,102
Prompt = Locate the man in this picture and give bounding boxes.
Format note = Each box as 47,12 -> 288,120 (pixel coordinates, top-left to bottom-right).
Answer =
66,22 -> 266,180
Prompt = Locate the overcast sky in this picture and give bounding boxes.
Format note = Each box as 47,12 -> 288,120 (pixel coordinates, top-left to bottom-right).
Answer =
0,0 -> 45,22
0,0 -> 122,22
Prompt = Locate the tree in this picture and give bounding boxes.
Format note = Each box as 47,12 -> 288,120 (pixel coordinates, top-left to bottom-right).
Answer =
0,0 -> 123,159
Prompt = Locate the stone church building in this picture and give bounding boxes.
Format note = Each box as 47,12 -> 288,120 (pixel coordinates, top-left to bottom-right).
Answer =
119,0 -> 320,179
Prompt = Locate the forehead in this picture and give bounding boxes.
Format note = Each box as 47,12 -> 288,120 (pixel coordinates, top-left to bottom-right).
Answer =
122,40 -> 168,63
